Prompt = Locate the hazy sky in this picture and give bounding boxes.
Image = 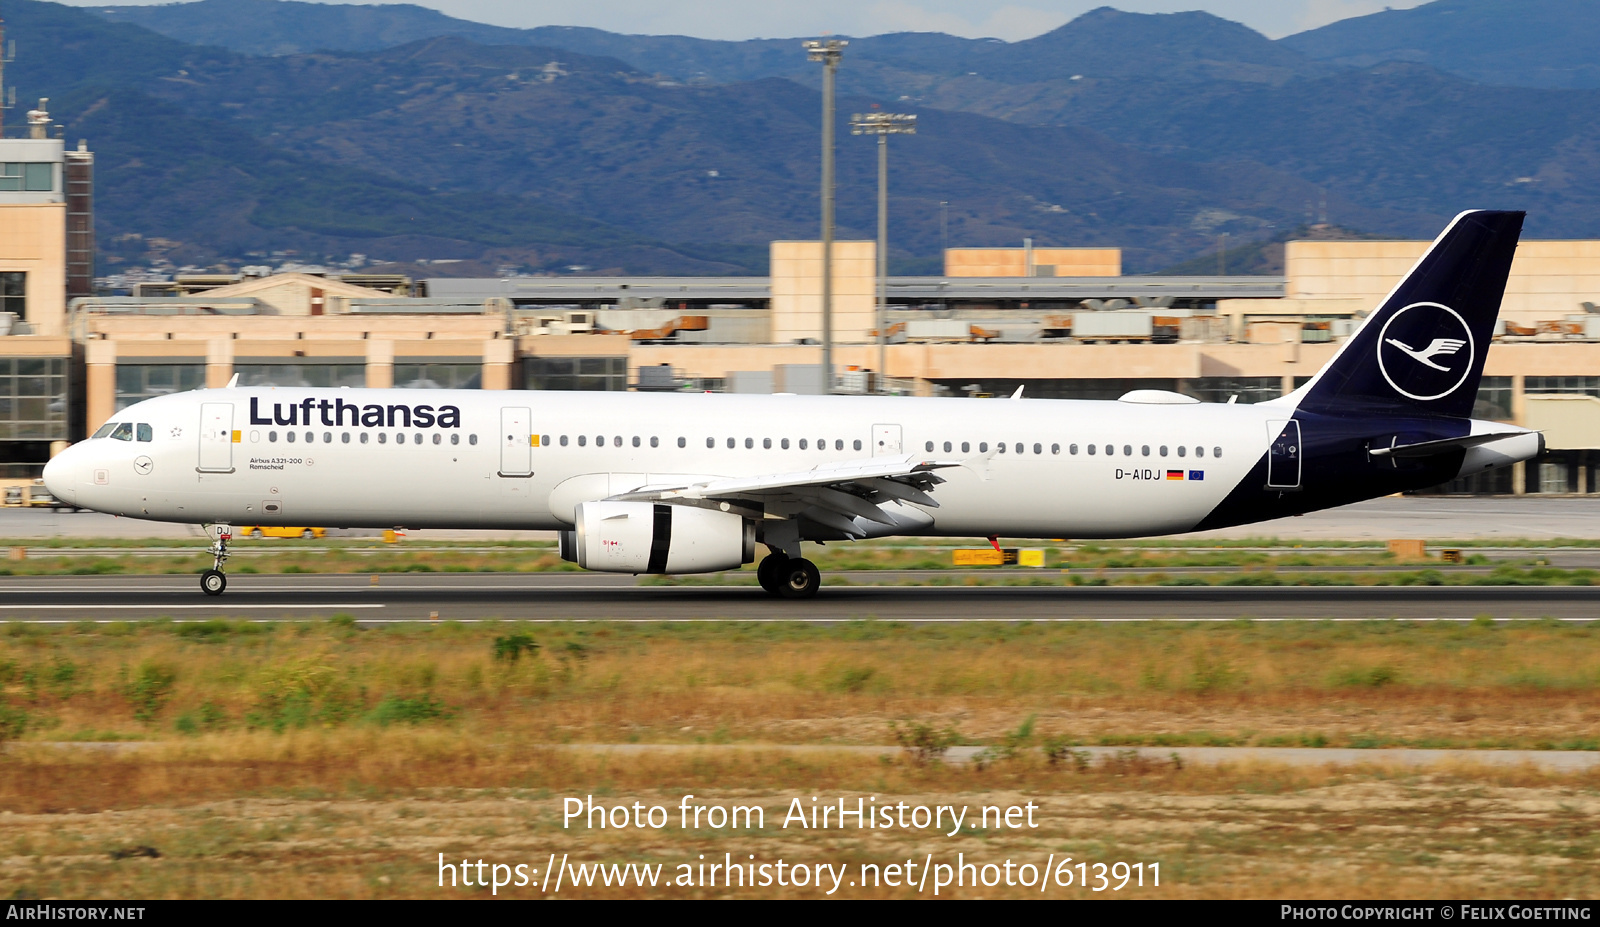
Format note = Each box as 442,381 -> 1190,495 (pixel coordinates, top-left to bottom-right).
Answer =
60,0 -> 1433,41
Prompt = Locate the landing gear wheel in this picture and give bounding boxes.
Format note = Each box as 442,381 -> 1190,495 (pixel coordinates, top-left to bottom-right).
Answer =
756,554 -> 789,595
301,529 -> 315,539
200,569 -> 227,596
776,558 -> 821,599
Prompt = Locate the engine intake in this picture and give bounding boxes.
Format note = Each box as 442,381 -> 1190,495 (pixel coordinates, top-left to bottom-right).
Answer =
566,501 -> 754,574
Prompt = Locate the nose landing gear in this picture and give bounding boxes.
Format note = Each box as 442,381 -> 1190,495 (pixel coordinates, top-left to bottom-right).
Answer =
200,525 -> 232,596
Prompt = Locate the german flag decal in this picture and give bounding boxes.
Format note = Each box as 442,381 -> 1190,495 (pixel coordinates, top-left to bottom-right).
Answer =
1166,470 -> 1185,480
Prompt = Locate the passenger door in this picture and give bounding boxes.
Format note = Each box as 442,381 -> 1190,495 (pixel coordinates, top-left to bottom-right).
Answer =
872,424 -> 902,457
197,402 -> 235,473
499,406 -> 533,477
1266,419 -> 1302,489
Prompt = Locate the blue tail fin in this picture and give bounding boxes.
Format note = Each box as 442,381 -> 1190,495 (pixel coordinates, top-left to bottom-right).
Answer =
1293,210 -> 1524,420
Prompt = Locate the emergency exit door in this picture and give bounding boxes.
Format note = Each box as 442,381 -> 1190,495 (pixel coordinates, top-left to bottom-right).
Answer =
872,424 -> 902,456
1266,419 -> 1302,489
197,402 -> 235,473
500,407 -> 533,477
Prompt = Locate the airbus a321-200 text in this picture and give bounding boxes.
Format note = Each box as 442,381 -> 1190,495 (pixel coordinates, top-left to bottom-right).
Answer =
44,210 -> 1543,598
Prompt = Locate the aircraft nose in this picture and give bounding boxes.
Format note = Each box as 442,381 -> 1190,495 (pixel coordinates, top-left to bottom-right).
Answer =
42,443 -> 84,504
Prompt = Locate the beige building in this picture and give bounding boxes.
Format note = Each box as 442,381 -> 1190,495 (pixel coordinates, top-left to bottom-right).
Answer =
946,246 -> 1121,278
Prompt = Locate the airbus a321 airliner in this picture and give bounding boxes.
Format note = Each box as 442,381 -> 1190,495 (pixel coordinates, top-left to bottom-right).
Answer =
43,210 -> 1542,598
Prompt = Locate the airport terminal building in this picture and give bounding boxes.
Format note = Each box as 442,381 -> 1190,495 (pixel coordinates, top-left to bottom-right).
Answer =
4,132 -> 1600,498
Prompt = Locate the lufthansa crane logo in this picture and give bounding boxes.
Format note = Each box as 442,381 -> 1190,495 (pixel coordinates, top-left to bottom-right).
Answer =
1376,302 -> 1474,401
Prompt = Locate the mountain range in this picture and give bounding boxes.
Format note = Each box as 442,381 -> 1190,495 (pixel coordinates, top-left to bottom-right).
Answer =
5,0 -> 1599,276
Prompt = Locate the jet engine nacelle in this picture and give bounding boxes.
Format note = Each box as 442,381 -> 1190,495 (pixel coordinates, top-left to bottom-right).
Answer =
566,501 -> 754,574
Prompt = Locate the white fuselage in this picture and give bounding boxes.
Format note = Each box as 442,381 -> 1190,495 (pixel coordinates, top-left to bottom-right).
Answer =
45,387 -> 1300,539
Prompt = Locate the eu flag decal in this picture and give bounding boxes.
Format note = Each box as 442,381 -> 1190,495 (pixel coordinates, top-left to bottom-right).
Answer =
1166,470 -> 1184,481
1189,470 -> 1204,481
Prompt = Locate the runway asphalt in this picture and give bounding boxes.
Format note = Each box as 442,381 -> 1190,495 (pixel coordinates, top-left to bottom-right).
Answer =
4,573 -> 1597,622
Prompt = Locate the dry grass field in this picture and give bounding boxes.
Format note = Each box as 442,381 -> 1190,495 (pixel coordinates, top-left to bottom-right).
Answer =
2,619 -> 1598,899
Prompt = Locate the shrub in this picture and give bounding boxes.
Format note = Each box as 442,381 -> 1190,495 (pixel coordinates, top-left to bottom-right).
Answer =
123,662 -> 177,722
367,694 -> 451,727
492,633 -> 540,663
890,720 -> 961,765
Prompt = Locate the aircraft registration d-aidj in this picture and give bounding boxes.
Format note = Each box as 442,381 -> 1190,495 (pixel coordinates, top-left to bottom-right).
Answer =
45,210 -> 1542,598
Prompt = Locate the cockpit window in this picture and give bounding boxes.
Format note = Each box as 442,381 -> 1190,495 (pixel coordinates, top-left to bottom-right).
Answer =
109,423 -> 134,441
92,423 -> 116,439
136,423 -> 153,442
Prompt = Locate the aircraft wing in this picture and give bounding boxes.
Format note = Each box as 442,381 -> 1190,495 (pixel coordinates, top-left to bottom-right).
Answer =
612,454 -> 962,537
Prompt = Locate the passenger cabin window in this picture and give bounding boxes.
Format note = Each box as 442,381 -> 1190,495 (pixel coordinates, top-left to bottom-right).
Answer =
745,438 -> 753,449
780,438 -> 789,449
452,434 -> 460,445
1051,443 -> 1060,455
1087,445 -> 1095,455
1033,443 -> 1042,455
979,442 -> 988,453
469,435 -> 478,445
397,434 -> 405,445
727,438 -> 735,449
269,431 -> 279,442
1177,446 -> 1186,457
1123,445 -> 1132,456
1069,444 -> 1078,455
378,433 -> 387,444
613,436 -> 622,447
342,433 -> 350,444
677,437 -> 685,448
853,440 -> 862,451
763,438 -> 771,449
1195,446 -> 1205,458
632,436 -> 641,448
560,435 -> 569,446
925,441 -> 934,452
1160,445 -> 1168,456
579,435 -> 587,447
1142,445 -> 1150,456
287,432 -> 296,443
360,433 -> 368,444
1214,446 -> 1222,458
706,438 -> 714,448
962,442 -> 970,453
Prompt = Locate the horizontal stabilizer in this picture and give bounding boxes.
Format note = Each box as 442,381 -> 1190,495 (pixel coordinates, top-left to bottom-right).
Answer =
1369,431 -> 1534,459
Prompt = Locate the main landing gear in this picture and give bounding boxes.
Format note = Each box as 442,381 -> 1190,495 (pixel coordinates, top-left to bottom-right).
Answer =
200,526 -> 231,596
757,552 -> 821,599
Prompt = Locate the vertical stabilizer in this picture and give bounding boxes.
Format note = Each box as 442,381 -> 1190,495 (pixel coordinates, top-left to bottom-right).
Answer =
1291,210 -> 1524,420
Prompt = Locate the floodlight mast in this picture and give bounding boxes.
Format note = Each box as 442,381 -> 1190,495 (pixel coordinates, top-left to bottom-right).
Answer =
851,111 -> 916,393
804,38 -> 845,394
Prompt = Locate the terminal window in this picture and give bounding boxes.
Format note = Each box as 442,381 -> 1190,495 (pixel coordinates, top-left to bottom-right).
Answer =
0,163 -> 54,192
524,356 -> 626,392
115,364 -> 205,410
0,273 -> 23,317
395,363 -> 481,390
0,356 -> 68,441
235,363 -> 365,389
